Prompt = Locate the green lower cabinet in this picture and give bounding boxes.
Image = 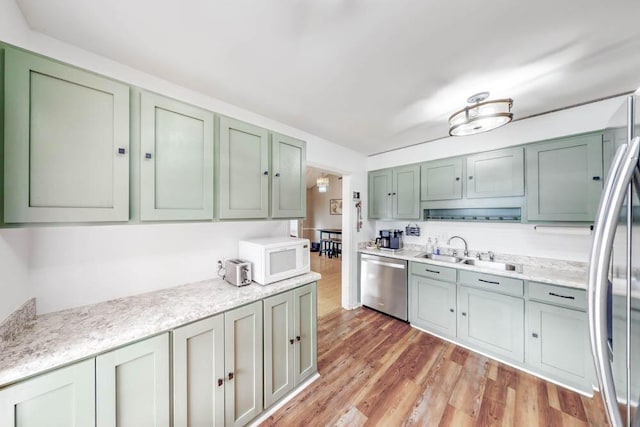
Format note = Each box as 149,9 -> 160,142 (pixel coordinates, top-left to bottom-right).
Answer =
96,334 -> 170,427
224,301 -> 263,427
458,286 -> 524,363
0,359 -> 95,427
264,283 -> 317,409
172,314 -> 225,427
409,274 -> 456,338
526,301 -> 593,392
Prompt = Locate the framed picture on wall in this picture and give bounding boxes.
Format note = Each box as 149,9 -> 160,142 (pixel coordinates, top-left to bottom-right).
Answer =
330,199 -> 342,215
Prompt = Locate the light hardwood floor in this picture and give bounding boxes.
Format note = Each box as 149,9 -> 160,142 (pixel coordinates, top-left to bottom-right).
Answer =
262,255 -> 609,426
312,252 -> 342,317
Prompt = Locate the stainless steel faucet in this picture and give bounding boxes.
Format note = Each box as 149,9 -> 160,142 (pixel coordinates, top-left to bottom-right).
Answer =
447,235 -> 469,257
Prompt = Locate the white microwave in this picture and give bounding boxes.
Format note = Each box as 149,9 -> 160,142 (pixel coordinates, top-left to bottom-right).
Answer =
238,237 -> 310,285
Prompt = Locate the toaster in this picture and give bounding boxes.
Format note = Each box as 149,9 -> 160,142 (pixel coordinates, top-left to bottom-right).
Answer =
224,259 -> 252,286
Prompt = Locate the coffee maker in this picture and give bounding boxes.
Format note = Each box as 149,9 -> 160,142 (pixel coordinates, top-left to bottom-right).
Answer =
376,229 -> 404,251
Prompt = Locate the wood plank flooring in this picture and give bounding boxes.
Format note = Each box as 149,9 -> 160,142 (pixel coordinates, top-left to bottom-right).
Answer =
260,255 -> 610,426
261,308 -> 609,426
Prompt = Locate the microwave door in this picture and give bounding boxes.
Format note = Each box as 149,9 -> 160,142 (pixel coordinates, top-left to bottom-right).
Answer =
267,247 -> 298,280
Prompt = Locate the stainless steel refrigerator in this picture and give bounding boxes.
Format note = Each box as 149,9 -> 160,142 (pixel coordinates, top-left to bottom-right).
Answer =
589,94 -> 640,427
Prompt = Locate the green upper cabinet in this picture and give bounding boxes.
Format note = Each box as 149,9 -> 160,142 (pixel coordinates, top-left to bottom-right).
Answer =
4,47 -> 130,223
271,133 -> 306,218
218,116 -> 270,219
466,147 -> 524,199
368,169 -> 392,219
392,165 -> 420,219
420,158 -> 463,201
368,165 -> 420,220
526,133 -> 603,222
140,91 -> 214,221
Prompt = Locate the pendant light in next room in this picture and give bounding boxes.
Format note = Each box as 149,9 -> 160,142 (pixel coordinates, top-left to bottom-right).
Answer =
317,176 -> 329,193
449,92 -> 514,136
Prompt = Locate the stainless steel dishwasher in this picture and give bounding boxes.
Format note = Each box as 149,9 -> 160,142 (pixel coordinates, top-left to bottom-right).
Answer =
360,253 -> 408,321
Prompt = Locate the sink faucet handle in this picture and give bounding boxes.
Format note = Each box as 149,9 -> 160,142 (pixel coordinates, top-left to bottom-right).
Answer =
476,252 -> 482,260
488,251 -> 495,261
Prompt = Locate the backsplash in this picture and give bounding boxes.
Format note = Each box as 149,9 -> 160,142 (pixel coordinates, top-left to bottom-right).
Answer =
372,220 -> 592,262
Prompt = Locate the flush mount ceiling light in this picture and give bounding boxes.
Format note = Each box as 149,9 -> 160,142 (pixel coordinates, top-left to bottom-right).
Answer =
317,176 -> 329,193
448,92 -> 514,136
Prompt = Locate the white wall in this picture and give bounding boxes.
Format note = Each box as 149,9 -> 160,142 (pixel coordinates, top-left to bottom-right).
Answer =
0,0 -> 369,316
367,96 -> 628,262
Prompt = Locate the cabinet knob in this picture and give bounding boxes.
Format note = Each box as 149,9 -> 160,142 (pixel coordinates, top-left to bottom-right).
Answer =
392,192 -> 397,196
387,193 -> 392,196
218,378 -> 224,387
290,338 -> 295,344
592,176 -> 601,181
449,308 -> 454,313
145,153 -> 152,159
461,312 -> 467,316
263,171 -> 269,175
296,335 -> 301,342
532,333 -> 539,338
455,177 -> 460,181
468,176 -> 473,180
228,372 -> 234,381
275,172 -> 281,177
117,147 -> 126,155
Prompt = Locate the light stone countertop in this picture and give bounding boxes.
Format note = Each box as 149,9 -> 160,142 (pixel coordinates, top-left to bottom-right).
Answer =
0,272 -> 321,388
359,247 -> 589,290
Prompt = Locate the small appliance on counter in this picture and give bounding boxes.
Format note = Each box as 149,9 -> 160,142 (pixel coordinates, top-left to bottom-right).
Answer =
239,237 -> 310,285
376,229 -> 404,251
224,259 -> 252,286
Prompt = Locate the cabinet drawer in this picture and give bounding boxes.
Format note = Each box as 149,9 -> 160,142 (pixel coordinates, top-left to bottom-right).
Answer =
410,262 -> 457,283
528,282 -> 586,310
458,270 -> 523,296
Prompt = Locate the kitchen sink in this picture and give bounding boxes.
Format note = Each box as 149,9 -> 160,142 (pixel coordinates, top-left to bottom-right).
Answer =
415,253 -> 463,263
461,258 -> 522,272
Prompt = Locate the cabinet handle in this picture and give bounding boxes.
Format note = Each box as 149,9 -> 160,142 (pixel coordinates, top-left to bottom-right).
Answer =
468,176 -> 473,180
228,372 -> 234,381
532,333 -> 539,338
218,378 -> 224,387
548,292 -> 575,300
296,336 -> 301,342
478,278 -> 500,285
455,177 -> 460,181
387,193 -> 392,196
592,176 -> 601,181
145,153 -> 152,159
449,308 -> 454,313
117,147 -> 126,155
392,192 -> 397,196
424,269 -> 440,274
461,312 -> 467,316
275,172 -> 281,177
290,338 -> 295,344
263,171 -> 269,175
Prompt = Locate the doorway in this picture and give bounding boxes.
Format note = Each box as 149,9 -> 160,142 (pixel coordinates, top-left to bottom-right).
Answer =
294,166 -> 344,316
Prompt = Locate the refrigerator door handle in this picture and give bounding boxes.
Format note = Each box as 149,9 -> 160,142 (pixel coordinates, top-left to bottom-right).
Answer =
588,136 -> 640,427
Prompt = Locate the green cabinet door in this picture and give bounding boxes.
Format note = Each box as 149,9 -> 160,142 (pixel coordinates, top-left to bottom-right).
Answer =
0,359 -> 95,427
293,283 -> 317,385
392,164 -> 420,219
458,286 -> 524,363
140,91 -> 214,221
218,117 -> 269,219
368,169 -> 392,219
224,301 -> 263,426
4,47 -> 130,223
271,133 -> 306,218
172,314 -> 224,427
526,133 -> 603,221
96,334 -> 170,427
526,301 -> 593,392
409,275 -> 456,338
420,158 -> 463,201
263,291 -> 295,408
466,147 -> 524,198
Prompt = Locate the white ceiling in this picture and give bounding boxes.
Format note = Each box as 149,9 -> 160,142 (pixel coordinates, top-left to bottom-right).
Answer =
15,0 -> 640,155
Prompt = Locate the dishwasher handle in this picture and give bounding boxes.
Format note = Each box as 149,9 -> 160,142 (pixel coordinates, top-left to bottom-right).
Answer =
363,259 -> 406,269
